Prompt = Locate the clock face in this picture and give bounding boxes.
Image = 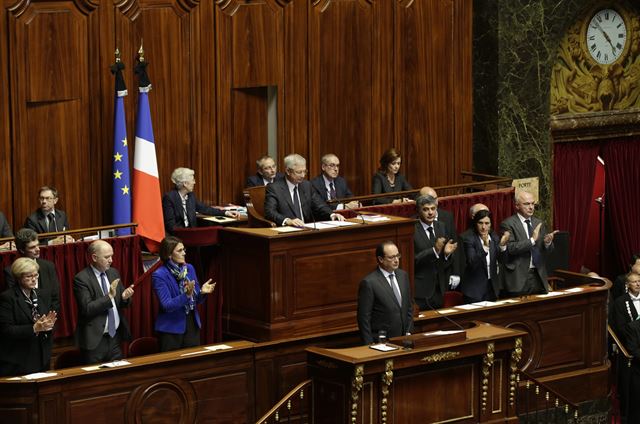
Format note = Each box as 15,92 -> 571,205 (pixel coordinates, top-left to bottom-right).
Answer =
586,8 -> 627,65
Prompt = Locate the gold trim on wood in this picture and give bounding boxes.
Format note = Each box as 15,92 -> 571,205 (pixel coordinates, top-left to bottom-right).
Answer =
421,351 -> 460,363
509,337 -> 523,407
380,359 -> 394,424
481,342 -> 495,412
351,364 -> 364,423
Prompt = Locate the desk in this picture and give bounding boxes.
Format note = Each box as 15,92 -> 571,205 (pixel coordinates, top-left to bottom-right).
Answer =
220,216 -> 416,341
0,341 -> 255,423
307,322 -> 525,423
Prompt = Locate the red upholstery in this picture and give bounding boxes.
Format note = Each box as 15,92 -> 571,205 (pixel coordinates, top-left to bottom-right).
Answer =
443,291 -> 464,307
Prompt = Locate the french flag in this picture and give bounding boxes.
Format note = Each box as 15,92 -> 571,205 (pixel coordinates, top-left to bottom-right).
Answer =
132,55 -> 164,251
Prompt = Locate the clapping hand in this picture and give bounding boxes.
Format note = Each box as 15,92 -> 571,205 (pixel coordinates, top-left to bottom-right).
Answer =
531,223 -> 542,242
544,230 -> 559,245
499,231 -> 510,247
34,311 -> 57,333
443,239 -> 458,256
434,237 -> 446,254
109,279 -> 119,299
201,279 -> 216,294
122,285 -> 134,300
185,280 -> 196,297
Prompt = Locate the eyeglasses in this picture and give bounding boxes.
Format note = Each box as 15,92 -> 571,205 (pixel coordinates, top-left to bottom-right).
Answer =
290,169 -> 308,176
324,163 -> 340,169
384,254 -> 402,260
39,196 -> 55,201
23,273 -> 39,281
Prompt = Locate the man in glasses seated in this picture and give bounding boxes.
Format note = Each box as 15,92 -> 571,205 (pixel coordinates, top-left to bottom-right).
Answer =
310,153 -> 360,211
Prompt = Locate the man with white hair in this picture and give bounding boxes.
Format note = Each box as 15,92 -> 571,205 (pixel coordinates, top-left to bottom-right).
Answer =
162,167 -> 237,233
264,154 -> 345,227
500,191 -> 557,296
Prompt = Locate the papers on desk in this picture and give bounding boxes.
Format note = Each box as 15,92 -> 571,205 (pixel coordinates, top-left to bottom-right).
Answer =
423,330 -> 464,336
7,372 -> 58,380
202,216 -> 236,223
360,215 -> 390,222
98,360 -> 130,368
204,344 -> 233,351
272,226 -> 304,233
369,343 -> 399,352
471,301 -> 499,307
303,221 -> 358,230
492,299 -> 520,305
455,303 -> 485,310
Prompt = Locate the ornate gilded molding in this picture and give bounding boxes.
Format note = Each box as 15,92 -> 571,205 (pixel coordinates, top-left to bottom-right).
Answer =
350,364 -> 364,424
421,351 -> 460,363
509,337 -> 523,407
481,342 -> 495,412
550,3 -> 640,114
550,108 -> 640,142
380,360 -> 393,424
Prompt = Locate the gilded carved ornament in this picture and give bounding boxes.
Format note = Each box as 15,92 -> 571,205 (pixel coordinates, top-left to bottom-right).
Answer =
551,5 -> 640,114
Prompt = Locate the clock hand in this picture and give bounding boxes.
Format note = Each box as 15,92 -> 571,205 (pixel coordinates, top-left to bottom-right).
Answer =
594,21 -> 617,53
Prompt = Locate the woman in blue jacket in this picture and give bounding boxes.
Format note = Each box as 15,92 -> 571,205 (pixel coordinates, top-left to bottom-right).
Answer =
152,236 -> 216,352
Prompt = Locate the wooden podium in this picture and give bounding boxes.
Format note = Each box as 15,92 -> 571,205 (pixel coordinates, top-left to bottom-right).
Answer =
219,216 -> 416,341
307,322 -> 525,424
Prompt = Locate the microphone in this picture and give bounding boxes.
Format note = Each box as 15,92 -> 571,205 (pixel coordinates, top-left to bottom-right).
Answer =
424,294 -> 466,332
342,200 -> 366,225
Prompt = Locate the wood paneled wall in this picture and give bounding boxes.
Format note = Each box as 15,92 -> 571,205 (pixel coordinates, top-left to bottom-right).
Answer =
0,0 -> 473,230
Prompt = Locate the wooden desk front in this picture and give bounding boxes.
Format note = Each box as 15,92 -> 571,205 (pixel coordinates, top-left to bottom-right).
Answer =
220,217 -> 416,341
308,323 -> 525,423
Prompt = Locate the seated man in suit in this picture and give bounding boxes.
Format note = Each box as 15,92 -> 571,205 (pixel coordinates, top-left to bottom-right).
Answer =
162,167 -> 238,234
310,153 -> 360,210
73,240 -> 134,364
246,155 -> 283,187
3,228 -> 60,313
357,241 -> 414,345
264,154 -> 345,228
500,190 -> 557,297
414,195 -> 457,310
0,211 -> 13,250
24,186 -> 74,244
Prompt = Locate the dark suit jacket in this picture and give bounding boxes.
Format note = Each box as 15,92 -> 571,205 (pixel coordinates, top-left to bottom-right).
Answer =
357,268 -> 414,344
162,189 -> 224,233
611,293 -> 640,338
500,214 -> 554,294
4,258 -> 60,313
0,285 -> 54,376
24,209 -> 70,234
73,267 -> 131,351
460,231 -> 503,301
246,172 -> 284,188
437,209 -> 457,240
310,175 -> 354,207
371,172 -> 412,205
413,220 -> 453,307
0,212 -> 12,238
264,179 -> 332,225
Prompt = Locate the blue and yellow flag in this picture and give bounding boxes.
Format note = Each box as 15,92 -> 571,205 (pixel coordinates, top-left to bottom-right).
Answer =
111,52 -> 132,236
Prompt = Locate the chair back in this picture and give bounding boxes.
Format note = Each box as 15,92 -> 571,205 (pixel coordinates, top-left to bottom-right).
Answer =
54,348 -> 84,369
244,185 -> 276,228
128,336 -> 160,357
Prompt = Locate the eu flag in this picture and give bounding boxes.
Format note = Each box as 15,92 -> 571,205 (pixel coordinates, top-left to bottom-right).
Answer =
111,55 -> 132,236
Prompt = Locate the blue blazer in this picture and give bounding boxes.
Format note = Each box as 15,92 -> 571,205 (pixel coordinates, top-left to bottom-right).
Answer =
152,263 -> 206,335
246,172 -> 284,187
310,175 -> 354,209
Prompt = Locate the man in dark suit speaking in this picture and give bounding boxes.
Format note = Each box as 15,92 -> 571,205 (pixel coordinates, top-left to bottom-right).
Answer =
73,240 -> 134,364
500,190 -> 557,297
264,153 -> 345,227
357,241 -> 414,344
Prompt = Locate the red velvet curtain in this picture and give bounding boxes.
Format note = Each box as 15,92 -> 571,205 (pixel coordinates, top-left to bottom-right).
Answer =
602,138 -> 640,273
553,142 -> 601,272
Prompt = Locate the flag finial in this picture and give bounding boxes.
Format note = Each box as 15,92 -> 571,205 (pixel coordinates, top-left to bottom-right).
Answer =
114,48 -> 121,63
138,40 -> 145,62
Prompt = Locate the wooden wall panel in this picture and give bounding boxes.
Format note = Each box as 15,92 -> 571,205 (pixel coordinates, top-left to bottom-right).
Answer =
394,0 -> 473,188
8,1 -> 99,230
215,0 -> 286,204
0,0 -> 473,234
308,0 -> 391,196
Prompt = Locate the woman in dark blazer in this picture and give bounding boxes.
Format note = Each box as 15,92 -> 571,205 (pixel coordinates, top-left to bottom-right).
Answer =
0,258 -> 57,376
152,236 -> 216,352
371,148 -> 413,205
460,209 -> 509,304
